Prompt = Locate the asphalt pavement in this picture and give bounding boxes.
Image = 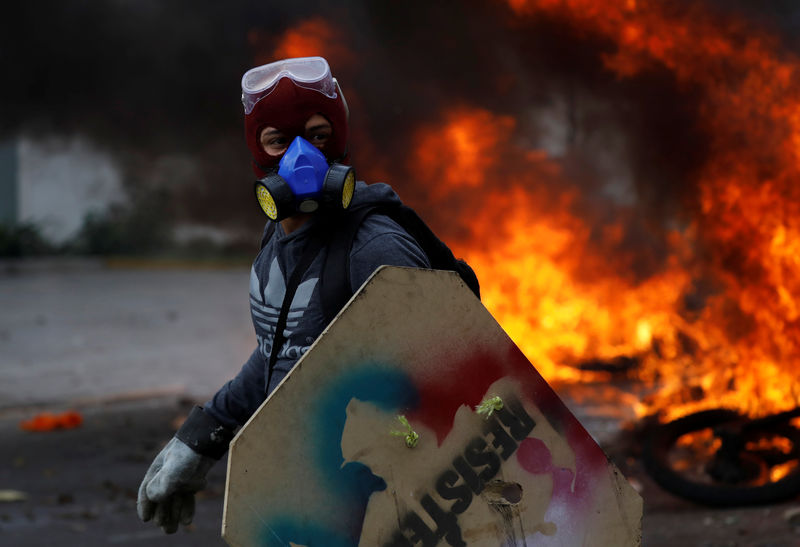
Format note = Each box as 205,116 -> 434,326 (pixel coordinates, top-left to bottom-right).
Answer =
0,258 -> 254,409
0,259 -> 249,546
0,397 -> 228,546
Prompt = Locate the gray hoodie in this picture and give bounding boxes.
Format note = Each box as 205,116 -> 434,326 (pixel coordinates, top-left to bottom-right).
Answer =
205,182 -> 429,428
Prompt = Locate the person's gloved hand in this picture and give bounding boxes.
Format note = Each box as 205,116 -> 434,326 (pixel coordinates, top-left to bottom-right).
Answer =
137,405 -> 234,534
137,437 -> 215,533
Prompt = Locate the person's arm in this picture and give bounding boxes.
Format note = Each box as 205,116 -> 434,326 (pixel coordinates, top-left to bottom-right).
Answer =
203,346 -> 267,429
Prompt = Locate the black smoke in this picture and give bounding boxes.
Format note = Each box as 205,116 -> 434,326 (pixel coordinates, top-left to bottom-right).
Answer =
1,0 -> 796,249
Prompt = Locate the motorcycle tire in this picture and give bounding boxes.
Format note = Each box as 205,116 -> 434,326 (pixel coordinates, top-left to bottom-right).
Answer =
642,408 -> 800,506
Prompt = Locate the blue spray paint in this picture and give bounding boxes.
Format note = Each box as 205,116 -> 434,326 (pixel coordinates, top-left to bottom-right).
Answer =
260,519 -> 354,547
259,363 -> 419,546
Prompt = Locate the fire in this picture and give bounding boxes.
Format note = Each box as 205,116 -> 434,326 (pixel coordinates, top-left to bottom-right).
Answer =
407,1 -> 800,421
415,109 -> 516,199
671,430 -> 723,473
770,461 -> 798,483
461,187 -> 688,386
249,18 -> 353,69
271,18 -> 338,60
412,109 -> 688,393
745,436 -> 793,456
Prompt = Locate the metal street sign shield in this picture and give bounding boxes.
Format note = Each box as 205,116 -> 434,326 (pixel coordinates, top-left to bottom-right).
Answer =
223,266 -> 642,546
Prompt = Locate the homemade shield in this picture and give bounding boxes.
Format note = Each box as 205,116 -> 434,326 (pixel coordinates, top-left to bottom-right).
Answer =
223,266 -> 642,547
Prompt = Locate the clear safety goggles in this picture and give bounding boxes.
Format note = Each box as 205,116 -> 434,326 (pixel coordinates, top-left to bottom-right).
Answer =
241,56 -> 338,114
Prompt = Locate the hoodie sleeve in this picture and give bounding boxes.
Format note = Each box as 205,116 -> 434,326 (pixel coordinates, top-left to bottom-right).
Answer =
203,346 -> 266,430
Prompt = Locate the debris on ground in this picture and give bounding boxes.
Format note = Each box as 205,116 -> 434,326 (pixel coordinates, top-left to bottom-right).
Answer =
19,410 -> 83,432
0,489 -> 28,502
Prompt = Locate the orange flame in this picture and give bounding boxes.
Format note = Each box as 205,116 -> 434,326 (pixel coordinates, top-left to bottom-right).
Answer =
250,18 -> 353,70
272,18 -> 338,60
414,108 -> 516,199
411,109 -> 686,418
409,1 -> 800,420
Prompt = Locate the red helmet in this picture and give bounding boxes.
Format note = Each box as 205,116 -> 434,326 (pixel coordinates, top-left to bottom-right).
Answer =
242,57 -> 349,177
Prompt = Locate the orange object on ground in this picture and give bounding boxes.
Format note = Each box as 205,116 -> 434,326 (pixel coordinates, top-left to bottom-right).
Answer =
20,411 -> 83,432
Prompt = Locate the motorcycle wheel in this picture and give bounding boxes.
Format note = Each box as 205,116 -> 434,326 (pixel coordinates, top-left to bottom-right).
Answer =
642,409 -> 800,506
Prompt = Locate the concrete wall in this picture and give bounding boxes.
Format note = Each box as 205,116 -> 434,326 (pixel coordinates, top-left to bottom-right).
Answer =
15,136 -> 124,244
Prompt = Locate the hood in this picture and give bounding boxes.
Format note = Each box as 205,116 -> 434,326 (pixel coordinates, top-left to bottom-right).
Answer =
348,181 -> 404,209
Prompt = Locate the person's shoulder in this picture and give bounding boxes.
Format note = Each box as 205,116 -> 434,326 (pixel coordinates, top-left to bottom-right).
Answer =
349,208 -> 429,268
350,207 -> 413,248
357,209 -> 406,232
348,181 -> 402,208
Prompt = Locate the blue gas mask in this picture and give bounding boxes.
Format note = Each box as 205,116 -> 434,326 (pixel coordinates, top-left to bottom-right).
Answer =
254,136 -> 356,222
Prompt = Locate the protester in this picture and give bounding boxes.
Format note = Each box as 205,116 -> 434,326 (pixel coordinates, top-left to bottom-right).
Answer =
137,56 -> 430,534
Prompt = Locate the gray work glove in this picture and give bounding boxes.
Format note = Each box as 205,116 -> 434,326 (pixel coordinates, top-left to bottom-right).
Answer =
137,437 -> 216,533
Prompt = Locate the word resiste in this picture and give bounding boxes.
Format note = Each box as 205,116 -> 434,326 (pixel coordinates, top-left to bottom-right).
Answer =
383,396 -> 537,547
